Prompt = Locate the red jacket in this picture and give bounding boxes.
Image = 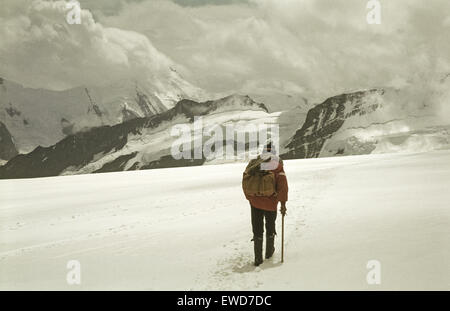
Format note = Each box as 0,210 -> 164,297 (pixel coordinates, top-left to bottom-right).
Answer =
245,158 -> 288,212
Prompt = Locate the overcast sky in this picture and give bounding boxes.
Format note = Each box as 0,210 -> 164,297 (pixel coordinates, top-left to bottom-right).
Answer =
1,0 -> 449,99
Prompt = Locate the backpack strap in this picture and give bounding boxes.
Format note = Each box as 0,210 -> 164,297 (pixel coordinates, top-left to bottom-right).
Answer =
245,157 -> 266,175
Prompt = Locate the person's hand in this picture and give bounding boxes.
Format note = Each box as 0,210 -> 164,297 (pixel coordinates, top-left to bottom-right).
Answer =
280,202 -> 287,216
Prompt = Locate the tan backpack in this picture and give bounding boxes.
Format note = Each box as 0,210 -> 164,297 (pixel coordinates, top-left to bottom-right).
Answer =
242,157 -> 277,197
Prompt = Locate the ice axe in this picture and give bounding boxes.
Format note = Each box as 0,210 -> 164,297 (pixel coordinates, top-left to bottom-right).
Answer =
281,214 -> 285,263
281,205 -> 286,263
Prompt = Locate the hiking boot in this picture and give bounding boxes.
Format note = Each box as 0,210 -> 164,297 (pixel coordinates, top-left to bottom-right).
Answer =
253,237 -> 263,266
265,234 -> 275,259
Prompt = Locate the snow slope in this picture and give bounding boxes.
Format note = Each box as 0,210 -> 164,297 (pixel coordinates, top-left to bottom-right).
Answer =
0,150 -> 448,290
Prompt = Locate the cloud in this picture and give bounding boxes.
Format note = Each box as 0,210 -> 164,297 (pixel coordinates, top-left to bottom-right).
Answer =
0,0 -> 178,91
1,0 -> 449,105
95,0 -> 450,100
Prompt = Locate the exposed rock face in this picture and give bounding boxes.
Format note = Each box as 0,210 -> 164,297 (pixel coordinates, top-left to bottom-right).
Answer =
0,121 -> 18,161
5,104 -> 22,117
61,118 -> 75,136
282,89 -> 384,159
121,104 -> 140,123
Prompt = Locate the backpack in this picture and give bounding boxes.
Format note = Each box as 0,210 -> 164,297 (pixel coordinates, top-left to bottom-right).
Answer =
242,157 -> 277,197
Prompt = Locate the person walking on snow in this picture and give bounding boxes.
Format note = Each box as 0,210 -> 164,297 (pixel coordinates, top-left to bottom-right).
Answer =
242,142 -> 288,266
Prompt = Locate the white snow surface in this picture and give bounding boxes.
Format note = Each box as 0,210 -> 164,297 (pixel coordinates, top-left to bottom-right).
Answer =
0,150 -> 449,290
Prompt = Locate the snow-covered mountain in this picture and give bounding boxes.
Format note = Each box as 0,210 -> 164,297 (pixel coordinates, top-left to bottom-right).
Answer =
0,95 -> 284,178
2,84 -> 449,179
282,88 -> 450,159
0,74 -> 204,157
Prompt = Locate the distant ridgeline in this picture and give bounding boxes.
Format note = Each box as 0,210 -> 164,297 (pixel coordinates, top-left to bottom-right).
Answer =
1,88 -> 449,179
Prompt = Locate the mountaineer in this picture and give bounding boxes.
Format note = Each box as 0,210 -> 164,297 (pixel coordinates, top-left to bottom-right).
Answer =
242,142 -> 288,266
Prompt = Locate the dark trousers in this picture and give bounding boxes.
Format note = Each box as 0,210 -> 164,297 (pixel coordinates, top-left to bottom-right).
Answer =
251,206 -> 277,240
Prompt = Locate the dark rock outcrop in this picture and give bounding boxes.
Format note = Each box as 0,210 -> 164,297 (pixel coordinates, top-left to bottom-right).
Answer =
0,121 -> 18,161
5,104 -> 22,117
61,118 -> 75,136
121,105 -> 140,123
282,89 -> 383,159
94,152 -> 139,173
